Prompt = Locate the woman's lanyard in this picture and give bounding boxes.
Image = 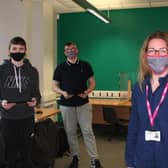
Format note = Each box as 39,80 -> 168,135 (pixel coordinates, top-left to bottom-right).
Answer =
146,82 -> 168,128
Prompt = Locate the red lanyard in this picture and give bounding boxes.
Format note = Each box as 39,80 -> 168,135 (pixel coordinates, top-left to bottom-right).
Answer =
146,83 -> 168,127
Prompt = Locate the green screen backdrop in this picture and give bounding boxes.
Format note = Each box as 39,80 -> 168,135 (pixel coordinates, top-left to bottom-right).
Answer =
57,7 -> 168,90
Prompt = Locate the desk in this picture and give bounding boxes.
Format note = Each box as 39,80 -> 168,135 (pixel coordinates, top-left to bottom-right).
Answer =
89,98 -> 131,124
35,107 -> 60,122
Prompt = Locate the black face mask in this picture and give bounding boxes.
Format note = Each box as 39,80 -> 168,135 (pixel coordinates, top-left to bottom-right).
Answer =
10,52 -> 25,61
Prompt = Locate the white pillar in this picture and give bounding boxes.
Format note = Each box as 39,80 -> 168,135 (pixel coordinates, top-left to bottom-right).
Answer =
31,0 -> 57,106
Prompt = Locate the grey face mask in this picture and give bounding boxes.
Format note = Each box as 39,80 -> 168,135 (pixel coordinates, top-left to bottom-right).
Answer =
64,47 -> 78,58
147,56 -> 168,74
65,51 -> 77,57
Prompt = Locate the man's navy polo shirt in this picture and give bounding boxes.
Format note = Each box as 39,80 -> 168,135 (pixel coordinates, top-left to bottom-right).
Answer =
53,60 -> 94,106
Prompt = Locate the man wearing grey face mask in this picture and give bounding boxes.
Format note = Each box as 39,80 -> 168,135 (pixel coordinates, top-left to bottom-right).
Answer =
52,42 -> 103,168
125,31 -> 168,168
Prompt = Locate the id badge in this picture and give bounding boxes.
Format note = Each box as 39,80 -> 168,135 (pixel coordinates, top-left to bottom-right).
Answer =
145,130 -> 160,142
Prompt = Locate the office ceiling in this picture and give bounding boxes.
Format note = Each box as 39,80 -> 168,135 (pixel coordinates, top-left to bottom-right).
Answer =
50,0 -> 168,13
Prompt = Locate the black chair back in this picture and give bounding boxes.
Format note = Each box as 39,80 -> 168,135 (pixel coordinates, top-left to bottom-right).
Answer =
102,107 -> 118,124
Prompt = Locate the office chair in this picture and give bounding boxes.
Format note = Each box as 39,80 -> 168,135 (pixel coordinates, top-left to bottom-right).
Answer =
102,107 -> 129,141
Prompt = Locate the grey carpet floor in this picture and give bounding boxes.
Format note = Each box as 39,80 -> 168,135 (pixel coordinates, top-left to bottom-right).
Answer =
54,125 -> 127,168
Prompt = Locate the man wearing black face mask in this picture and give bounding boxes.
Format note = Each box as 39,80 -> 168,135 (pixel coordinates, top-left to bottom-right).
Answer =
0,36 -> 41,168
52,42 -> 103,168
10,52 -> 25,62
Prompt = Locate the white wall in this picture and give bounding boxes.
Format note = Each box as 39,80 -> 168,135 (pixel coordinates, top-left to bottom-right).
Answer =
0,0 -> 27,61
43,0 -> 56,102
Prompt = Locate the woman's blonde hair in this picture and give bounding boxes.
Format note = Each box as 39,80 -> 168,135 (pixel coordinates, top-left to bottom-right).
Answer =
138,31 -> 168,89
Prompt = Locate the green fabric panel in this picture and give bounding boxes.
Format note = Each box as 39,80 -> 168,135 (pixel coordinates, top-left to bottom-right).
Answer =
56,101 -> 63,121
57,113 -> 63,122
57,7 -> 168,90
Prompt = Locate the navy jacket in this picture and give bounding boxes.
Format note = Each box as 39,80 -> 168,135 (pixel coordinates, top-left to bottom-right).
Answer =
125,75 -> 168,168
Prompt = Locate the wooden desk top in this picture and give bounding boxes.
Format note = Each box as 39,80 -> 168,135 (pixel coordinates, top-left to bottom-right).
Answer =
35,107 -> 60,122
89,98 -> 131,107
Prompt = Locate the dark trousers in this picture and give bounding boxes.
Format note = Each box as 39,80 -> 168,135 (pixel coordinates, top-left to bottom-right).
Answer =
1,117 -> 35,168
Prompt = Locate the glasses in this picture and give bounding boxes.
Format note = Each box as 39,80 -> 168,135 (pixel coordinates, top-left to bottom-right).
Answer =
146,48 -> 168,56
65,47 -> 78,52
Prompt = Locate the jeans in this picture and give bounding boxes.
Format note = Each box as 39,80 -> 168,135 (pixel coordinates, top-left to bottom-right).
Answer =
1,117 -> 35,168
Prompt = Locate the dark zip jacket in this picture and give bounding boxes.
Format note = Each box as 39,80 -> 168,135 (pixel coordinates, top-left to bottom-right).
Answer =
125,75 -> 168,168
0,59 -> 41,119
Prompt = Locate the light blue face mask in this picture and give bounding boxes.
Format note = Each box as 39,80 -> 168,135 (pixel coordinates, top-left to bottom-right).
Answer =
147,56 -> 168,74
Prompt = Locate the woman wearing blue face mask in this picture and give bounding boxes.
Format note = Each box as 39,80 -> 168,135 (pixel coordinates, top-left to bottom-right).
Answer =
125,31 -> 168,168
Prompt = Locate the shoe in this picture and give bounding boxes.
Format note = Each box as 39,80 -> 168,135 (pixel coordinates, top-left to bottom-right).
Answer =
90,159 -> 103,168
69,155 -> 79,168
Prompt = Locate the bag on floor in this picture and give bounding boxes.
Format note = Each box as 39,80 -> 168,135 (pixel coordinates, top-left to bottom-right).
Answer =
54,122 -> 69,157
31,118 -> 58,168
31,118 -> 69,167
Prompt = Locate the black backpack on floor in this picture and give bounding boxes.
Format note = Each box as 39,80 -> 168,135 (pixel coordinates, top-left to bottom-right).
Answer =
54,122 -> 69,157
31,118 -> 58,168
31,119 -> 69,168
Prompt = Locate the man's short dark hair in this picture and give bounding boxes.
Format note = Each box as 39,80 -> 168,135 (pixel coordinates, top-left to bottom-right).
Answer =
65,41 -> 76,47
9,36 -> 27,50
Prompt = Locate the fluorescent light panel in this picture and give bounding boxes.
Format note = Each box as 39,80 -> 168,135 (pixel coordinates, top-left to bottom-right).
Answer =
72,0 -> 111,24
86,8 -> 110,23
